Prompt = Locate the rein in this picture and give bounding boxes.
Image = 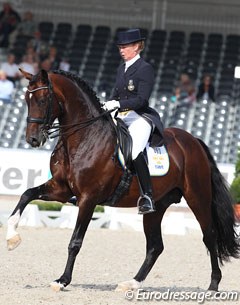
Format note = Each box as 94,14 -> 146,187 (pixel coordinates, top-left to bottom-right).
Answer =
48,111 -> 112,139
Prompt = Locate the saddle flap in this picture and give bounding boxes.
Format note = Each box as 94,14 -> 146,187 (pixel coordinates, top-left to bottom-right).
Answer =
115,117 -> 132,168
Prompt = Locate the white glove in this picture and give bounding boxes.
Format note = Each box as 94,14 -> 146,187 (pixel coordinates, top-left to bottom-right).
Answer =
102,100 -> 120,111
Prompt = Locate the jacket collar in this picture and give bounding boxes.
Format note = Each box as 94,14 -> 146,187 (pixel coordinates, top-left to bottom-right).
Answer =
125,57 -> 142,76
125,54 -> 140,71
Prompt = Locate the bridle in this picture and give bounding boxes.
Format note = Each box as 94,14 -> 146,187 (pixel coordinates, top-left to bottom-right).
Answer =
27,86 -> 49,93
25,76 -> 114,140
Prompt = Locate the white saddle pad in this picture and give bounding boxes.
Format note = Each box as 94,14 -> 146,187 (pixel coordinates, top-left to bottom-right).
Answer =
118,144 -> 170,176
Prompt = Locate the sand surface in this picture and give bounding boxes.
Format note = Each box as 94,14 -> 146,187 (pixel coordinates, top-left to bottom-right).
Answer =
0,226 -> 239,305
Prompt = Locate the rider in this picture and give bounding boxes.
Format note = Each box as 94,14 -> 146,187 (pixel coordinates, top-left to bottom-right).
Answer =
103,28 -> 164,215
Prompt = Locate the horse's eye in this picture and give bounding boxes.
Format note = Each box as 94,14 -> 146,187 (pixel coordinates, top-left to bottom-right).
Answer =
38,98 -> 46,105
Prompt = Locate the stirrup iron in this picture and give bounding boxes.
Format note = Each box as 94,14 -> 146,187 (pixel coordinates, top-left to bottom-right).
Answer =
137,194 -> 155,214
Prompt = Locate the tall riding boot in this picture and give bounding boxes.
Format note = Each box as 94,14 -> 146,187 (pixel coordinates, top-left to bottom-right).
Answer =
133,152 -> 155,215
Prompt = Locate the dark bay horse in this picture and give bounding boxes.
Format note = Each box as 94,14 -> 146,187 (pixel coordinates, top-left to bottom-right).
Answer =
6,69 -> 239,292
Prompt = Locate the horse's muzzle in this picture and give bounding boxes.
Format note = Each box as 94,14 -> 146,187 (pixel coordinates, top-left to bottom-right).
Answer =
27,134 -> 46,147
27,136 -> 41,147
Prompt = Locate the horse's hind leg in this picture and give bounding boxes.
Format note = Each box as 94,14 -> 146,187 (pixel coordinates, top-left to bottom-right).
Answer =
202,222 -> 222,291
116,205 -> 166,291
187,199 -> 221,291
182,147 -> 222,291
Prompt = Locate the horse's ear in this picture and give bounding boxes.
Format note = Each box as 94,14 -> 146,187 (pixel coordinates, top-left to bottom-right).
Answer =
19,68 -> 32,80
40,69 -> 49,84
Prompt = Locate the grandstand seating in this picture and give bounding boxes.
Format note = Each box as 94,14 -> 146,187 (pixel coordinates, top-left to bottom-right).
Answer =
80,25 -> 111,86
51,22 -> 73,58
0,24 -> 240,164
68,24 -> 93,73
38,21 -> 54,42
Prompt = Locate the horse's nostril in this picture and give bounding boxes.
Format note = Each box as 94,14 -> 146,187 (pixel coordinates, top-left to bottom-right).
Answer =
28,137 -> 40,147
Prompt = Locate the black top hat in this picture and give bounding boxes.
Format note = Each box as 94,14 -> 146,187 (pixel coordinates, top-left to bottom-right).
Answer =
116,29 -> 145,45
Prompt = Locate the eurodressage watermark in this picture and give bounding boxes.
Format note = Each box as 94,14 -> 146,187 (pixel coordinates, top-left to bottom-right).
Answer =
124,288 -> 239,303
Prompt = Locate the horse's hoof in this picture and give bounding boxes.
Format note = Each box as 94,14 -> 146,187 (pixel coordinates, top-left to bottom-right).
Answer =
115,279 -> 142,292
7,234 -> 21,251
208,286 -> 218,292
208,281 -> 220,291
50,281 -> 65,292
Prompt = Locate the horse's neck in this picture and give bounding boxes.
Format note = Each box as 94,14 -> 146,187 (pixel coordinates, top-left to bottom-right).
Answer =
59,117 -> 116,162
59,92 -> 116,148
59,90 -> 95,123
52,74 -> 116,151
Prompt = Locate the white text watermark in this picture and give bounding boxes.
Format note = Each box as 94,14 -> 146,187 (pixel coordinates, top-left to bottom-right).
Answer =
124,288 -> 239,303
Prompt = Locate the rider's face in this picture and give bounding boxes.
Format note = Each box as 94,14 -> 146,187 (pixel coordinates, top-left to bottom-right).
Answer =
118,43 -> 138,62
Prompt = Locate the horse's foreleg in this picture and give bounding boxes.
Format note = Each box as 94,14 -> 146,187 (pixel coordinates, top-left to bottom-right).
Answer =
7,186 -> 43,250
6,182 -> 71,251
50,200 -> 96,291
116,208 -> 165,291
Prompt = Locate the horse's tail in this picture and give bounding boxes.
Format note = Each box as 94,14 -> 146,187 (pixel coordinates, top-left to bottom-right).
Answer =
197,138 -> 240,264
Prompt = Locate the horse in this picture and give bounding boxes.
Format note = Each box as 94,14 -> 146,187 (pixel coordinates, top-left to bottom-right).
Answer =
6,69 -> 239,293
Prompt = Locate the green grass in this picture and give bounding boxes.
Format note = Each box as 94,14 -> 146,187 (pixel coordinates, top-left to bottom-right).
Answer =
30,200 -> 104,212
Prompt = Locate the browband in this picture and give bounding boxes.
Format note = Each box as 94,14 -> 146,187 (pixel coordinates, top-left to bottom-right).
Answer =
27,86 -> 49,93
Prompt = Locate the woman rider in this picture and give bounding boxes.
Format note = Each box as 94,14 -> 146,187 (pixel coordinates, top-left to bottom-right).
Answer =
103,28 -> 164,214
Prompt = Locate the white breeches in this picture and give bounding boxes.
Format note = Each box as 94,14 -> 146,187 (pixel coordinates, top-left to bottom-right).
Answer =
117,111 -> 152,160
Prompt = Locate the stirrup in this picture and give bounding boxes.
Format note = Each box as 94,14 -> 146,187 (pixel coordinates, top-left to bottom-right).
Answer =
137,194 -> 155,215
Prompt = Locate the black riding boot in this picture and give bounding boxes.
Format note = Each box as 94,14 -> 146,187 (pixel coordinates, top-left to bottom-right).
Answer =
133,152 -> 155,215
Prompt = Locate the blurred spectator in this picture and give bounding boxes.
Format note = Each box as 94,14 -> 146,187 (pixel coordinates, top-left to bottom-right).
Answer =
19,54 -> 38,86
39,58 -> 51,71
8,10 -> 37,48
17,11 -> 37,38
47,46 -> 61,70
0,69 -> 14,103
172,73 -> 196,105
0,2 -> 21,47
59,57 -> 70,71
25,45 -> 39,63
197,74 -> 215,102
0,53 -> 21,84
19,54 -> 38,74
28,30 -> 49,60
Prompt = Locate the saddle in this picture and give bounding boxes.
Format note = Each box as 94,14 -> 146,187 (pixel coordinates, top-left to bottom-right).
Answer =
105,116 -> 168,206
114,117 -> 167,175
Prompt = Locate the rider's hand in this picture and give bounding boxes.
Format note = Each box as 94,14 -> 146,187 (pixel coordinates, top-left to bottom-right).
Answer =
102,100 -> 120,111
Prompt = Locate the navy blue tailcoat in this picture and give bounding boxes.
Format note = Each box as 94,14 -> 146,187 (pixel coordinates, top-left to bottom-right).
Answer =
111,57 -> 164,147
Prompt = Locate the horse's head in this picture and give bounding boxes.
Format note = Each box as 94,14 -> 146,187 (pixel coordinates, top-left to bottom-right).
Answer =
21,68 -> 58,147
